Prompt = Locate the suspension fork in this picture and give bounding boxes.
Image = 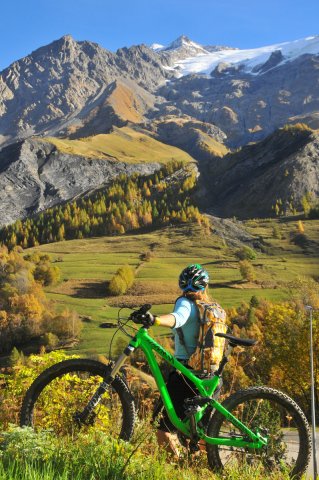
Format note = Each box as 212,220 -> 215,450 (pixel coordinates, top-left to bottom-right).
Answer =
74,344 -> 135,425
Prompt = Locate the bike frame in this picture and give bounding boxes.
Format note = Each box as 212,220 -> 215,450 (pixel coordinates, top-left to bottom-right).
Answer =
109,326 -> 267,449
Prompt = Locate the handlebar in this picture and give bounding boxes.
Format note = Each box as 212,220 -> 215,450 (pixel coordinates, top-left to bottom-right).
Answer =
129,304 -> 153,327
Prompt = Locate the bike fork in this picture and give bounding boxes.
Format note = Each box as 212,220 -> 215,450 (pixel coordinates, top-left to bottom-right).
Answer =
74,346 -> 135,426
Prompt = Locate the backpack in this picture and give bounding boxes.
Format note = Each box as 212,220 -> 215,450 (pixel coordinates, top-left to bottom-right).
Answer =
176,299 -> 227,375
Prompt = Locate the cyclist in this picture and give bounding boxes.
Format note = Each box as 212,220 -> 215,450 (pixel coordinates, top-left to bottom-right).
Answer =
148,264 -> 220,457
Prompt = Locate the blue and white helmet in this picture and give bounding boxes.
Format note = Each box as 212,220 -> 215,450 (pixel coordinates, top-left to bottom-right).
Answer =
179,264 -> 209,292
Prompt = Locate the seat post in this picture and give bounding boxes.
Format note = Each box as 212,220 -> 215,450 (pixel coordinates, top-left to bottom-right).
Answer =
215,343 -> 234,376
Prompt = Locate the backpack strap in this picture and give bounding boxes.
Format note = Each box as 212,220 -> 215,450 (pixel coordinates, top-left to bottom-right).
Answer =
175,327 -> 192,357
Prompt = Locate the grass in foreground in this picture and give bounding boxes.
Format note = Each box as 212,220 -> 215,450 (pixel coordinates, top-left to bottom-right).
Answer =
0,425 -> 293,480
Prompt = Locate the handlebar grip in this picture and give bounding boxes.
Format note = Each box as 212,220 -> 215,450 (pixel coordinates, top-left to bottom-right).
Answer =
139,304 -> 152,314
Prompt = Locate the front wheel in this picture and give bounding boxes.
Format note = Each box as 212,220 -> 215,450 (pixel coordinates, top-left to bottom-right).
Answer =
20,359 -> 136,440
206,386 -> 311,478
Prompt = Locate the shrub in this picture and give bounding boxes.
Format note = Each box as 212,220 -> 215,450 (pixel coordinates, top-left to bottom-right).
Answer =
117,265 -> 135,290
235,246 -> 257,261
46,310 -> 82,339
42,332 -> 59,349
108,265 -> 135,296
108,275 -> 127,296
308,204 -> 319,219
33,263 -> 61,286
140,251 -> 153,262
9,347 -> 24,367
0,350 -> 77,427
239,260 -> 256,282
271,225 -> 281,239
250,295 -> 260,308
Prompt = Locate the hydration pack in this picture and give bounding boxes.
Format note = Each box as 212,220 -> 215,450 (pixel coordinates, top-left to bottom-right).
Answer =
176,300 -> 227,375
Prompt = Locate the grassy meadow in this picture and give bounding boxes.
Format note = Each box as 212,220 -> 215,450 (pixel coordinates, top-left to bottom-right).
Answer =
43,127 -> 194,164
26,217 -> 319,357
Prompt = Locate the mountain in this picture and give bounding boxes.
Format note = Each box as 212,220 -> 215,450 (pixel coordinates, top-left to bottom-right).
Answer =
0,34 -> 319,226
152,35 -> 233,69
156,36 -> 319,146
202,125 -> 319,218
166,35 -> 319,76
0,35 -> 169,147
0,128 -> 193,226
1,34 -> 319,149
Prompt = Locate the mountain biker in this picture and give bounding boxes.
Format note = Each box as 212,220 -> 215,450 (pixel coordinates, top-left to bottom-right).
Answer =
147,263 -> 222,457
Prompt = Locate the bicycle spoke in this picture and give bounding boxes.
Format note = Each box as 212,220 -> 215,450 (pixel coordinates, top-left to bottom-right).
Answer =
206,388 -> 310,478
31,370 -> 124,437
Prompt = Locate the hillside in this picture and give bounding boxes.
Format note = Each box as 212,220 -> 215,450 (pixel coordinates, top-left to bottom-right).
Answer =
202,125 -> 319,218
1,35 -> 319,225
24,219 -> 319,355
0,129 -> 194,227
149,116 -> 228,161
0,161 -> 202,247
45,126 -> 194,163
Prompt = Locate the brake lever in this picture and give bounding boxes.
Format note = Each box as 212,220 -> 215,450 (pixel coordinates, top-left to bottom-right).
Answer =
129,304 -> 152,320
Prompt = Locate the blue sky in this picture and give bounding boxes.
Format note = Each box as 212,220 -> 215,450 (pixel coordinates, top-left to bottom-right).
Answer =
1,0 -> 319,70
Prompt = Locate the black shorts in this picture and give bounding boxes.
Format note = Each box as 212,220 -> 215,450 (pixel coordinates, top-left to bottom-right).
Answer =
152,367 -> 222,433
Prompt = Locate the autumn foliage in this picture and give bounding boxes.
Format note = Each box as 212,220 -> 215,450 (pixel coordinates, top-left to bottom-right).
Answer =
225,278 -> 319,419
0,247 -> 80,353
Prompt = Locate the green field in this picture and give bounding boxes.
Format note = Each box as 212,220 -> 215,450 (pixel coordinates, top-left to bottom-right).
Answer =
26,217 -> 319,357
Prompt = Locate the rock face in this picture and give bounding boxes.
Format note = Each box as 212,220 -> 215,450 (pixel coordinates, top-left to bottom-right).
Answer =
1,34 -> 319,149
0,138 -> 160,226
157,53 -> 319,146
0,35 -> 169,146
203,127 -> 319,218
148,116 -> 228,162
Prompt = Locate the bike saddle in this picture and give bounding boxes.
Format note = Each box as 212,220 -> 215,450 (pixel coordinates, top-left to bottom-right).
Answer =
215,332 -> 257,347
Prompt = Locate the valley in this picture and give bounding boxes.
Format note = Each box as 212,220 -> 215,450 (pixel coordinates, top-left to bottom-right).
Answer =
24,218 -> 319,356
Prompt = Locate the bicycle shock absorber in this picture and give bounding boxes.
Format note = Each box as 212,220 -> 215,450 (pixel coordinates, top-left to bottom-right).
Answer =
74,345 -> 135,426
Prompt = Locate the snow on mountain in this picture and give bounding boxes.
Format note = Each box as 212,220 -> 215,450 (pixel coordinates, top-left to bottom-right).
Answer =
150,43 -> 165,51
164,35 -> 208,53
173,35 -> 319,77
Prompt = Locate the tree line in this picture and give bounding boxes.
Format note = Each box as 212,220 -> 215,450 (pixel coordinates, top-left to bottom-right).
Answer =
0,161 -> 207,249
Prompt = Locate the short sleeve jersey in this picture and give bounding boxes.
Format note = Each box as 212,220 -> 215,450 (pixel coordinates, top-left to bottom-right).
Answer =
171,297 -> 200,360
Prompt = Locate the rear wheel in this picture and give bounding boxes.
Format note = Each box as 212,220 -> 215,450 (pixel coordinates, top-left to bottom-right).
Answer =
20,359 -> 135,440
206,387 -> 311,478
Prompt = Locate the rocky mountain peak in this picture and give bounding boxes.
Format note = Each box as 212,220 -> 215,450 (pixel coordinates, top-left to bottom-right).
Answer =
166,35 -> 196,50
156,35 -> 208,67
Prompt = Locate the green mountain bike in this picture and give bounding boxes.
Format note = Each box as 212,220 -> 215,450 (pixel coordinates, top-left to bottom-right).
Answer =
20,304 -> 311,478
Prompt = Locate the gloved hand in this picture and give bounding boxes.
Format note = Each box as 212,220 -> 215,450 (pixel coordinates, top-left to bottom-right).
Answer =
130,307 -> 155,327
